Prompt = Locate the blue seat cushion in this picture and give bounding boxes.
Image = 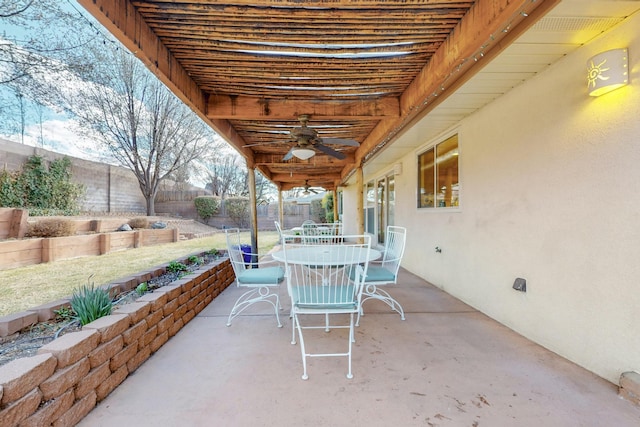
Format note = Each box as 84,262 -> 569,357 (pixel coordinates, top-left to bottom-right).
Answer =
291,285 -> 357,309
349,265 -> 396,283
236,266 -> 285,285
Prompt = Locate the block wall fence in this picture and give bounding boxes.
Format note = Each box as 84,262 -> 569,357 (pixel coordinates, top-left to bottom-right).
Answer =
0,138 -> 315,227
0,139 -> 147,214
0,257 -> 235,427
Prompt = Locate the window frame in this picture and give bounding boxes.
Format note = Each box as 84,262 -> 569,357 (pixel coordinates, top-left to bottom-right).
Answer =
417,134 -> 460,210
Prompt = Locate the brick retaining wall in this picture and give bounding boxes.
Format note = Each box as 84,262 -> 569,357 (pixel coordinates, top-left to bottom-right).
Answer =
0,257 -> 235,427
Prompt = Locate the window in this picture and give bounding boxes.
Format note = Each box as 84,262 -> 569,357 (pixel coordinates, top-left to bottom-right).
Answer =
418,134 -> 459,208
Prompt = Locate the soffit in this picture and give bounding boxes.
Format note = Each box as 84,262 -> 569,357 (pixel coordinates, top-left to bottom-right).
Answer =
77,0 -> 615,191
364,0 -> 640,175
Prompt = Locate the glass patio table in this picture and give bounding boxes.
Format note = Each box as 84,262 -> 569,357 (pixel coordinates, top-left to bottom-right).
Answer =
271,245 -> 381,266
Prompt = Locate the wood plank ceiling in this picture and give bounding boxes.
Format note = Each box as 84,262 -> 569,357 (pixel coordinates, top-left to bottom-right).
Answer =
78,0 -> 559,191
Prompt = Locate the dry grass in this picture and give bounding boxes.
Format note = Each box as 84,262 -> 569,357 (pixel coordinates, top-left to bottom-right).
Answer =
26,218 -> 77,237
128,217 -> 149,229
0,230 -> 280,317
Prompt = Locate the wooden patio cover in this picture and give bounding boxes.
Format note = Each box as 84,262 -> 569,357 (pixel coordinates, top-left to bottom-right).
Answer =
78,0 -> 559,191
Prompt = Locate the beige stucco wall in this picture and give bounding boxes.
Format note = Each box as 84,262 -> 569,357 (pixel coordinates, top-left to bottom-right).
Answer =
344,12 -> 640,384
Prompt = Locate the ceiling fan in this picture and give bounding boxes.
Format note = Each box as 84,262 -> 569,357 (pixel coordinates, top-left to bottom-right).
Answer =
283,115 -> 359,161
244,115 -> 359,161
302,180 -> 320,196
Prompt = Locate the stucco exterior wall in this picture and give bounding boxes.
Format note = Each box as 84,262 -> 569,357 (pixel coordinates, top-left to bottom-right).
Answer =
344,13 -> 640,384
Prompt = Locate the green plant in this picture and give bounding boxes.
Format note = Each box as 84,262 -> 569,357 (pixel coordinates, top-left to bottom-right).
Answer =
187,255 -> 200,264
136,282 -> 148,296
322,192 -> 334,223
206,248 -> 220,257
70,278 -> 112,326
0,155 -> 84,213
194,196 -> 220,221
0,169 -> 21,207
167,261 -> 188,273
54,306 -> 75,322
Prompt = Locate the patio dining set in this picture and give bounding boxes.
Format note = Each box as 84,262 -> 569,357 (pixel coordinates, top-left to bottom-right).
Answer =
224,221 -> 407,380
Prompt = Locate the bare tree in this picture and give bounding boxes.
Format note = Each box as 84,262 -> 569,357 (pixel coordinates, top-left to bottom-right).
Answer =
0,1 -> 95,85
202,150 -> 277,202
202,152 -> 244,199
64,51 -> 213,215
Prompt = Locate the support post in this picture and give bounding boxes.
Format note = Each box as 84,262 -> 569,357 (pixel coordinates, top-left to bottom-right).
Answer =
247,164 -> 258,264
9,209 -> 28,239
278,184 -> 284,228
356,167 -> 364,235
99,233 -> 111,255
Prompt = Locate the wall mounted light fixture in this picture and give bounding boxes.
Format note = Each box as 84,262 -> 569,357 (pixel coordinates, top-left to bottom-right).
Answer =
587,48 -> 629,96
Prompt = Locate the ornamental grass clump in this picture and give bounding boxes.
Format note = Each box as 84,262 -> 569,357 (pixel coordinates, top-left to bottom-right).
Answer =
70,280 -> 113,326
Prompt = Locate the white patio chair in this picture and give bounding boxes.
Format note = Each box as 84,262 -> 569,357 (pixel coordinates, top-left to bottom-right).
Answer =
355,226 -> 407,326
224,228 -> 284,327
331,221 -> 343,237
302,222 -> 340,244
275,220 -> 297,244
282,235 -> 371,380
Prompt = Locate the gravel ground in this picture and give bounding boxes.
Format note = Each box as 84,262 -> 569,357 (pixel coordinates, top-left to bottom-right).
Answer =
0,252 -> 220,366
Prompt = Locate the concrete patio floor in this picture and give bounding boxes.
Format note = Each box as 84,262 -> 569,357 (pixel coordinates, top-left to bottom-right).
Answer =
79,268 -> 640,426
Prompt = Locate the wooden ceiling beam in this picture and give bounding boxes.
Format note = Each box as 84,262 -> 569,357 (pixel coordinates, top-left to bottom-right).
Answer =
271,173 -> 341,183
253,153 -> 354,166
207,95 -> 400,120
354,0 -> 557,166
133,0 -> 474,11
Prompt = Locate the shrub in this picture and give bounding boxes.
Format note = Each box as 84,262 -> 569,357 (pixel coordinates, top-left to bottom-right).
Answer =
1,155 -> 85,213
167,261 -> 188,273
54,306 -> 75,322
0,169 -> 21,207
70,280 -> 112,326
128,217 -> 149,229
136,282 -> 148,296
187,255 -> 201,265
224,197 -> 250,228
322,192 -> 334,223
310,199 -> 325,223
26,219 -> 77,238
194,196 -> 220,221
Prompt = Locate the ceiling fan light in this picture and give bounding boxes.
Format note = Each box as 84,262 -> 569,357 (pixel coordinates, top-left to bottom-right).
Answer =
292,147 -> 315,160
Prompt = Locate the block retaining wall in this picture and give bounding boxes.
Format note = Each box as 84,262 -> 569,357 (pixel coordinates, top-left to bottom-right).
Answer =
0,257 -> 235,427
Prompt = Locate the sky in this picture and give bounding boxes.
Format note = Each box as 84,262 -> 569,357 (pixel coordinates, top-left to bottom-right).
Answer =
0,2 -> 276,193
0,1 -> 120,164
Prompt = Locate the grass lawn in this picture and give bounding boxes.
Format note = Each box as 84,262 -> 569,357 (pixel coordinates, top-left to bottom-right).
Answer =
0,231 -> 279,317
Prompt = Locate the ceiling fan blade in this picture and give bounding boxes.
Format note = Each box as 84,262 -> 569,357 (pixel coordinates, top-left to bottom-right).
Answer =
243,141 -> 285,148
283,147 -> 295,161
314,143 -> 346,160
320,137 -> 359,147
